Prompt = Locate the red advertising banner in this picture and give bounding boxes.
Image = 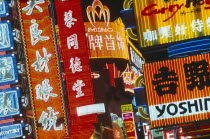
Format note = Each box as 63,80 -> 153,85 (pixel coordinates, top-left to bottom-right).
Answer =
55,0 -> 96,138
18,0 -> 67,138
122,112 -> 137,139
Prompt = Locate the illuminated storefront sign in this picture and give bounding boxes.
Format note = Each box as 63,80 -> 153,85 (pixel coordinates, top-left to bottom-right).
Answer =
84,0 -> 129,59
0,54 -> 18,85
0,87 -> 20,117
19,0 -> 67,138
133,0 -> 210,47
163,128 -> 193,139
122,112 -> 137,139
55,0 -> 96,138
0,124 -> 23,138
129,46 -> 144,73
0,1 -> 9,17
144,53 -> 210,128
142,123 -> 152,139
121,104 -> 133,113
151,128 -> 163,139
0,20 -> 14,51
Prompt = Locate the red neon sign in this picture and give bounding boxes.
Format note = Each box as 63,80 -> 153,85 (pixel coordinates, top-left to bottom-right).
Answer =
55,0 -> 96,138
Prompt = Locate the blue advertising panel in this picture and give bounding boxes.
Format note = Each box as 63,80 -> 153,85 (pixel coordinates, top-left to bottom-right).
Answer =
0,124 -> 23,138
134,87 -> 147,107
0,20 -> 14,51
0,54 -> 18,85
0,1 -> 9,17
0,87 -> 20,117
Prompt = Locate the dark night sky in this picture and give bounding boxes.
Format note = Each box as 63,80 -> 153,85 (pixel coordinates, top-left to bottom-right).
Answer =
81,0 -> 124,22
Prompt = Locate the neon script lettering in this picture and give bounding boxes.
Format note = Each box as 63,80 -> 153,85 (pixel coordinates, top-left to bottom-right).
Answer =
141,0 -> 210,22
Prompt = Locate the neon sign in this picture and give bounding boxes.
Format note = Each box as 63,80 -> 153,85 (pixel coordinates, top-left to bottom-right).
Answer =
133,0 -> 210,47
0,124 -> 23,138
141,0 -> 210,22
0,1 -> 9,17
85,0 -> 129,59
0,21 -> 14,51
55,0 -> 97,138
0,54 -> 18,85
19,0 -> 67,138
0,87 -> 20,117
144,52 -> 210,128
86,0 -> 110,27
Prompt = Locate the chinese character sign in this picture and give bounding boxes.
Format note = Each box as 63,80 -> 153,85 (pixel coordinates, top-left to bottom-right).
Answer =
0,21 -> 14,51
85,22 -> 129,59
0,87 -> 20,117
144,53 -> 210,128
133,0 -> 210,47
55,0 -> 96,138
84,0 -> 129,59
19,0 -> 67,138
38,107 -> 63,131
0,54 -> 18,85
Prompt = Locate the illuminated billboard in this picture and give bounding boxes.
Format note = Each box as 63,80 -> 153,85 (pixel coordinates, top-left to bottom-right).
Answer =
129,46 -> 144,73
144,53 -> 210,128
84,0 -> 129,60
19,1 -> 67,138
122,112 -> 137,139
133,0 -> 210,47
121,104 -> 133,113
55,0 -> 96,138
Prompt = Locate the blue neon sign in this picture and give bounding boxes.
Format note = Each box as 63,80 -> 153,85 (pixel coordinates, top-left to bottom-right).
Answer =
0,1 -> 9,18
0,124 -> 23,138
0,87 -> 20,117
0,20 -> 14,52
0,54 -> 18,85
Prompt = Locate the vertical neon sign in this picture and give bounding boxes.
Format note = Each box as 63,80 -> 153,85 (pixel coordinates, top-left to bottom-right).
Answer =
18,0 -> 67,138
55,0 -> 97,138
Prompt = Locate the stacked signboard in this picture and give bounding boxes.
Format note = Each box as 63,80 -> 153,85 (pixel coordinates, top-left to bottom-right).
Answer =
0,1 -> 31,138
133,0 -> 210,137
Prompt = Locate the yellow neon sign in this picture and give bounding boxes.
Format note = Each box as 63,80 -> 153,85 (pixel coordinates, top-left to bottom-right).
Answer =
133,0 -> 210,47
